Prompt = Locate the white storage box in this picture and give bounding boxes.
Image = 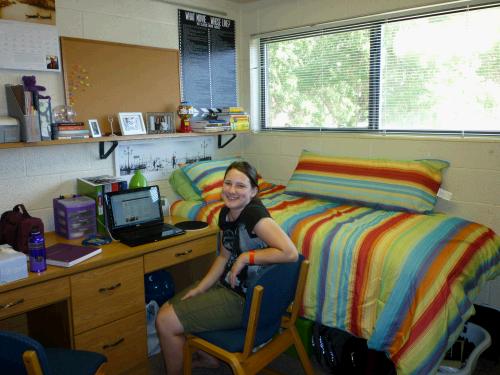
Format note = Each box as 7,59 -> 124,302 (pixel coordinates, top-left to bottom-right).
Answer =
438,322 -> 492,375
0,244 -> 28,284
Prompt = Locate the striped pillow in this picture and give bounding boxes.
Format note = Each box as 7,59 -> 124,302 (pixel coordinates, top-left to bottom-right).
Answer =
285,151 -> 449,213
181,158 -> 272,203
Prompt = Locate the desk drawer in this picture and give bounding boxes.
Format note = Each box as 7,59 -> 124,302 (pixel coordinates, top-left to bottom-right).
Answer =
0,278 -> 69,320
71,257 -> 144,334
74,310 -> 147,375
144,235 -> 217,273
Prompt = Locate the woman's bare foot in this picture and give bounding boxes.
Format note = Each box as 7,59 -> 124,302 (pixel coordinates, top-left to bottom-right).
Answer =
192,350 -> 220,368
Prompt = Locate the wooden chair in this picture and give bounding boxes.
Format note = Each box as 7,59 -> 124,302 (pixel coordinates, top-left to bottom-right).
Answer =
0,330 -> 107,375
183,255 -> 314,375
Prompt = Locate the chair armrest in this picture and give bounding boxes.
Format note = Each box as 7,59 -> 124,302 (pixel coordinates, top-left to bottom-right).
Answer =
23,350 -> 43,375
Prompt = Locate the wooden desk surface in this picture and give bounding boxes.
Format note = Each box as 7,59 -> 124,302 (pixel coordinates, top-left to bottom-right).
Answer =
0,216 -> 218,293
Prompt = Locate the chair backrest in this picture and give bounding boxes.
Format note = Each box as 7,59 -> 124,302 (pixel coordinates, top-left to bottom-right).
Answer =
0,331 -> 52,375
241,254 -> 304,335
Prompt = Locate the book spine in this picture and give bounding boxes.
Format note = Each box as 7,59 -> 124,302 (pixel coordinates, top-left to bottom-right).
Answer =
54,121 -> 85,126
103,183 -> 112,194
96,186 -> 106,234
57,125 -> 86,131
55,135 -> 90,139
54,130 -> 90,135
77,180 -> 106,234
221,106 -> 245,113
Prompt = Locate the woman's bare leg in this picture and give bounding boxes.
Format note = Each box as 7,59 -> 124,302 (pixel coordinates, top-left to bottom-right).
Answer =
156,303 -> 185,375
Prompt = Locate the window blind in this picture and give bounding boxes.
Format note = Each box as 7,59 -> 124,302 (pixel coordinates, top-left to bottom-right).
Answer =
258,2 -> 500,135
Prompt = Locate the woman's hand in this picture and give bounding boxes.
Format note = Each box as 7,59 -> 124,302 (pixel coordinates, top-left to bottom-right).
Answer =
181,286 -> 203,301
229,254 -> 248,288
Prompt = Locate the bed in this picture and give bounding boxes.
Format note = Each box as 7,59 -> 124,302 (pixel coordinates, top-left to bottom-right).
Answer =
169,152 -> 500,375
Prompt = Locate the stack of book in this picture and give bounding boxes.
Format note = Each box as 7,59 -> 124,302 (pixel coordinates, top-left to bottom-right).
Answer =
191,119 -> 232,133
77,175 -> 128,234
217,107 -> 250,131
51,121 -> 90,140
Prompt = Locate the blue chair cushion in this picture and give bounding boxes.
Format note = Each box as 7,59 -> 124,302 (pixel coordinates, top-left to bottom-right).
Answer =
0,330 -> 106,375
46,348 -> 107,375
0,330 -> 52,375
195,324 -> 279,352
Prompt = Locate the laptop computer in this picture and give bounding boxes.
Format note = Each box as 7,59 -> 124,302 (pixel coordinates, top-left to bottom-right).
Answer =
104,185 -> 185,247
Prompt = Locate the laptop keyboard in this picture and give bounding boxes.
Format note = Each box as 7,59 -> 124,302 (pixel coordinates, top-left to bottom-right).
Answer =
118,224 -> 184,246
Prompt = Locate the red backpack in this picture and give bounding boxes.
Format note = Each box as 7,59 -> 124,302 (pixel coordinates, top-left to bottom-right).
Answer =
0,204 -> 44,253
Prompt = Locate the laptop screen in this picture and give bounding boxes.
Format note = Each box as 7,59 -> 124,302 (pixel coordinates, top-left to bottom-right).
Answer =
105,185 -> 163,230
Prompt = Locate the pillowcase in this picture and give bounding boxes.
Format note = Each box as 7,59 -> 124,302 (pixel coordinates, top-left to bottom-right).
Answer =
285,150 -> 449,213
168,169 -> 202,201
181,157 -> 273,203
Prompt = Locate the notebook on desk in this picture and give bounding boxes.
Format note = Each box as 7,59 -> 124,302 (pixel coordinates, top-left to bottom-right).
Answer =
104,185 -> 185,247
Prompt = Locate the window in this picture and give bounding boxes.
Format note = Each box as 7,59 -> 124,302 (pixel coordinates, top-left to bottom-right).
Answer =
259,4 -> 500,134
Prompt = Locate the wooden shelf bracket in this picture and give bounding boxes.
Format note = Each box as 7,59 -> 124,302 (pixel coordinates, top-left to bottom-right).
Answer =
99,140 -> 119,159
218,134 -> 237,149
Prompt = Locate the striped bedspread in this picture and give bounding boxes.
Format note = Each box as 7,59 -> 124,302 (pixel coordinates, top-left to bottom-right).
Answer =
171,189 -> 500,375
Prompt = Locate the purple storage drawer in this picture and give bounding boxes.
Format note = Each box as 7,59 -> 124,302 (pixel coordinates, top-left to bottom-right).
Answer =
53,196 -> 96,239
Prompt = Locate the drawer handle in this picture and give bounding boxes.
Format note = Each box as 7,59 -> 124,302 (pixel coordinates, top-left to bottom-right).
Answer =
1,298 -> 25,309
175,249 -> 193,257
102,337 -> 125,350
98,282 -> 122,294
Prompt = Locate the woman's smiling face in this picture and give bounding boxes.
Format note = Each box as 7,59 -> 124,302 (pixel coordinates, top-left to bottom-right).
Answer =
222,168 -> 258,215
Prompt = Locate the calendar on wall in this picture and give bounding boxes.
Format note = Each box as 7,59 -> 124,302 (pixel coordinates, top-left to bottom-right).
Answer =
0,20 -> 61,72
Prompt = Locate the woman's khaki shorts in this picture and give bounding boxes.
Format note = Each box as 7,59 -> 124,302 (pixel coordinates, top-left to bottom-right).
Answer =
169,282 -> 245,333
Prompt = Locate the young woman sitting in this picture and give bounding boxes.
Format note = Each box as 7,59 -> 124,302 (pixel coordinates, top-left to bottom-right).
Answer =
155,161 -> 299,374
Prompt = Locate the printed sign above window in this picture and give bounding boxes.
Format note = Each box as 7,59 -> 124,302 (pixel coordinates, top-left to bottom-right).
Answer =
178,9 -> 237,111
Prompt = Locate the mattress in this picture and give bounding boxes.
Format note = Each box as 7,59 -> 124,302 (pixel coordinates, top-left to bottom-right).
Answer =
171,189 -> 500,375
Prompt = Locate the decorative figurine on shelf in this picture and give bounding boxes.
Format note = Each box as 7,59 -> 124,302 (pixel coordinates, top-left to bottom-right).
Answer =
177,102 -> 194,133
107,114 -> 117,136
22,75 -> 46,94
22,75 -> 50,108
129,169 -> 148,189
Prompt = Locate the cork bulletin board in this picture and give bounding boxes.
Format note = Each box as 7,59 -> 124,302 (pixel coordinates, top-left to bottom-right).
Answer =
60,37 -> 180,134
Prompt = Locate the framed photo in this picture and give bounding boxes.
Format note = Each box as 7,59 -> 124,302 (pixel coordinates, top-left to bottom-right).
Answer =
118,112 -> 146,136
88,119 -> 102,138
38,97 -> 52,140
146,112 -> 176,134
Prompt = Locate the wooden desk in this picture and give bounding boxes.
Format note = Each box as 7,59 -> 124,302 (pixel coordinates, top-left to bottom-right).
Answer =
0,216 -> 218,374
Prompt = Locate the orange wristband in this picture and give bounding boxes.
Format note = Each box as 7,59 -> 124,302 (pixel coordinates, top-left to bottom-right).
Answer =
248,250 -> 255,265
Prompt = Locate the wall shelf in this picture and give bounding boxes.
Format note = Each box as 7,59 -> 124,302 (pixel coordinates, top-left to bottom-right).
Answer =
0,131 -> 247,158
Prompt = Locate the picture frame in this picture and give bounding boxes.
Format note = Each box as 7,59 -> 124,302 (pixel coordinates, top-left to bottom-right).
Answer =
145,112 -> 176,134
88,119 -> 102,138
118,112 -> 146,136
37,97 -> 52,140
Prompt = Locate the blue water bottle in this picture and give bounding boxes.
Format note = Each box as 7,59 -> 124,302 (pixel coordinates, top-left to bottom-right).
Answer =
28,227 -> 47,273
